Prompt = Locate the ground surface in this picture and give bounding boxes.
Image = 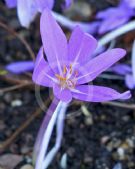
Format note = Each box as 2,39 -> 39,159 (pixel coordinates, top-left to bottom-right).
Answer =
0,0 -> 135,169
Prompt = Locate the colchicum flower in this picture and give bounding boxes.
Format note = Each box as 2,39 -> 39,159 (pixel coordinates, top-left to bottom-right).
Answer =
96,0 -> 135,34
32,8 -> 131,103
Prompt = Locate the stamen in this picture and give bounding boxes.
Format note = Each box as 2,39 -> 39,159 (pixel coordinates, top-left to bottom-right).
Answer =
74,70 -> 78,77
68,79 -> 76,88
63,65 -> 67,74
55,64 -> 78,89
55,74 -> 66,81
69,64 -> 73,74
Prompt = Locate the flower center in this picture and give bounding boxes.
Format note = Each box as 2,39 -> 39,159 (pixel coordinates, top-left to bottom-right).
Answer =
55,64 -> 78,89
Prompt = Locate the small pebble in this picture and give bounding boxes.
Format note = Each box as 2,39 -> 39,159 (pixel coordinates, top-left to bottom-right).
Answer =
84,156 -> 93,163
113,163 -> 122,169
0,120 -> 6,131
11,100 -> 22,107
60,153 -> 67,169
21,146 -> 32,154
20,164 -> 34,169
101,136 -> 110,144
67,147 -> 75,157
117,147 -> 125,160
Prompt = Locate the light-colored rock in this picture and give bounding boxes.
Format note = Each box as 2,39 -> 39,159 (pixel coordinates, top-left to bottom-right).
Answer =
20,164 -> 34,169
0,154 -> 23,169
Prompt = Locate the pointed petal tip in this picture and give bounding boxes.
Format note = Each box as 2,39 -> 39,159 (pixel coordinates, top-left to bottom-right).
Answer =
120,90 -> 131,100
114,48 -> 127,56
6,61 -> 34,74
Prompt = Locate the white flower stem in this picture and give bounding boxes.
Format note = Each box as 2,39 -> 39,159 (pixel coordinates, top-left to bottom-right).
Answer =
33,98 -> 59,161
97,20 -> 135,51
35,100 -> 63,169
42,102 -> 68,169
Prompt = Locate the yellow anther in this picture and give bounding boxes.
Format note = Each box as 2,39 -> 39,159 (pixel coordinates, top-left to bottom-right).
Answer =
69,64 -> 73,74
63,65 -> 67,74
55,64 -> 78,89
55,74 -> 67,81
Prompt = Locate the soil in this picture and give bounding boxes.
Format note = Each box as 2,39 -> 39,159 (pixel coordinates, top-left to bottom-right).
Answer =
0,0 -> 135,169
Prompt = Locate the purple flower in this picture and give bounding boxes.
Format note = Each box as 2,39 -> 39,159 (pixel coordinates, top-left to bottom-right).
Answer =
32,9 -> 131,103
96,0 -> 135,34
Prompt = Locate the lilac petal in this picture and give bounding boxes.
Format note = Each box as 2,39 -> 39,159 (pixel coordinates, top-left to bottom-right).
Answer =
53,12 -> 100,34
6,61 -> 34,74
98,16 -> 130,34
111,64 -> 132,75
32,47 -> 55,87
68,26 -> 97,63
125,74 -> 135,89
40,9 -> 68,75
72,85 -> 131,102
5,0 -> 17,8
17,0 -> 38,27
53,84 -> 72,103
96,8 -> 118,19
124,0 -> 135,8
63,0 -> 72,8
35,0 -> 54,12
97,1 -> 134,34
77,48 -> 126,84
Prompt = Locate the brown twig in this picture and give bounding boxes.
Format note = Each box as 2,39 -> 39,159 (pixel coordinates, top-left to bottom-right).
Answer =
102,101 -> 135,109
0,82 -> 33,93
0,20 -> 35,60
0,73 -> 32,85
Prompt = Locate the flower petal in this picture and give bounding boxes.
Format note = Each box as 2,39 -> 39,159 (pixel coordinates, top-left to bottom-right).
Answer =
53,84 -> 72,103
5,0 -> 17,8
72,85 -> 131,102
96,8 -> 117,19
32,47 -> 55,87
6,61 -> 34,74
35,0 -> 54,12
68,26 -> 97,64
17,0 -> 38,27
40,9 -> 68,74
111,64 -> 132,75
125,74 -> 135,89
125,0 -> 135,8
98,16 -> 130,34
63,0 -> 72,8
77,48 -> 126,84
